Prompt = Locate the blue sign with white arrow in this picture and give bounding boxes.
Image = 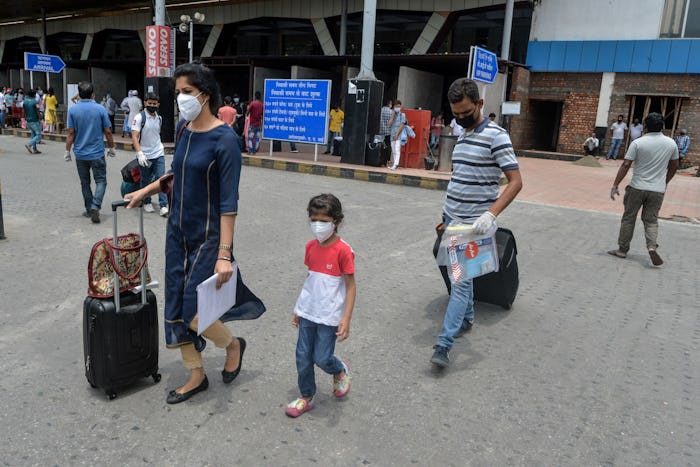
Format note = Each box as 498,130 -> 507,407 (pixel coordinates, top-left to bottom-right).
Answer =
24,52 -> 66,73
471,46 -> 498,84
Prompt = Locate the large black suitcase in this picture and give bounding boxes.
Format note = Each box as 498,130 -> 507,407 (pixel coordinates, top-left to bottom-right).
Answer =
433,225 -> 519,310
83,201 -> 160,399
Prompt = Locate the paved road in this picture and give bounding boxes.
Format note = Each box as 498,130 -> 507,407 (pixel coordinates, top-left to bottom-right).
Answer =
1,136 -> 699,466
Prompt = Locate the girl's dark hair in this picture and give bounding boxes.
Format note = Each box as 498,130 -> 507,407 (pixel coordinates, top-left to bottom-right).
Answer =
173,61 -> 222,115
307,193 -> 344,224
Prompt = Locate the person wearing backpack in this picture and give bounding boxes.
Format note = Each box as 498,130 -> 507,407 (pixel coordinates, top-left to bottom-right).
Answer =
131,92 -> 168,216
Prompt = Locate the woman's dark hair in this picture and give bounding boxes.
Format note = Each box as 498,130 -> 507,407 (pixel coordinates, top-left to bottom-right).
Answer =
47,87 -> 54,95
173,62 -> 222,115
307,193 -> 344,224
447,78 -> 480,104
644,112 -> 664,133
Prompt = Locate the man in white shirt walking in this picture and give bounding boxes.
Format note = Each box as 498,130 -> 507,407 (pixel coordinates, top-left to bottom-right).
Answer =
607,113 -> 679,267
131,92 -> 168,216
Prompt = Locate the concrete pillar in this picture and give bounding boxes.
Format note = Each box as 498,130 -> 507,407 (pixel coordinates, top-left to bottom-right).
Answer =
311,19 -> 338,56
396,66 -> 442,112
0,40 -> 5,64
597,72 -> 615,127
201,24 -> 222,58
410,13 -> 447,55
80,34 -> 94,61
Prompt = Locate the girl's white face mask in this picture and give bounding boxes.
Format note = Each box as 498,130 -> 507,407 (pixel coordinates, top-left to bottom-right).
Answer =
177,92 -> 203,121
310,221 -> 335,243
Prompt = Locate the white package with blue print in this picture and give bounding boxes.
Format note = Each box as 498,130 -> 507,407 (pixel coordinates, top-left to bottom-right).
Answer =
436,223 -> 499,283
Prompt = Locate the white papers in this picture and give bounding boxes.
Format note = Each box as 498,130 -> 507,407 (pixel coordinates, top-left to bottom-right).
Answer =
196,264 -> 238,335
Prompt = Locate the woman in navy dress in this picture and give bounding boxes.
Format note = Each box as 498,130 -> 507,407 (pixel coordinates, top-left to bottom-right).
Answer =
126,62 -> 264,404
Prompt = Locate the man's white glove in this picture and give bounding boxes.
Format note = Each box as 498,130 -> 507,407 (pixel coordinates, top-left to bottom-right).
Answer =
64,150 -> 72,162
136,150 -> 149,167
106,147 -> 117,157
610,185 -> 620,201
472,211 -> 496,235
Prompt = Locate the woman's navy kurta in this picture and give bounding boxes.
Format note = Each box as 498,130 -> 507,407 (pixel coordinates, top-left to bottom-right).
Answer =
164,123 -> 265,348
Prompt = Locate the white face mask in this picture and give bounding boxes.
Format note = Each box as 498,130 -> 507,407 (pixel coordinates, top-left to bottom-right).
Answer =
177,92 -> 204,121
310,221 -> 335,243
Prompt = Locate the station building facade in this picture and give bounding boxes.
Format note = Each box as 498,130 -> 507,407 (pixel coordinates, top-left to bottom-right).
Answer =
515,0 -> 700,163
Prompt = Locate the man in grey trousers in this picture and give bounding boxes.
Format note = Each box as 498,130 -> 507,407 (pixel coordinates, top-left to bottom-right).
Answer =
607,112 -> 679,267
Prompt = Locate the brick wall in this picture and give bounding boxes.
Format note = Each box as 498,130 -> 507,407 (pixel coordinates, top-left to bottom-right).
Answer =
509,70 -> 700,164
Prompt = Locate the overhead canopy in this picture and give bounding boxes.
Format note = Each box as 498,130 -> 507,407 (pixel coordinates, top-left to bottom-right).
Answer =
1,0 -> 249,24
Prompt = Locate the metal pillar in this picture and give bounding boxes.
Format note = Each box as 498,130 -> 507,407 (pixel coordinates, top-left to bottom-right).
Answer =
155,0 -> 165,26
501,0 -> 514,60
356,0 -> 377,80
339,0 -> 348,55
189,24 -> 194,63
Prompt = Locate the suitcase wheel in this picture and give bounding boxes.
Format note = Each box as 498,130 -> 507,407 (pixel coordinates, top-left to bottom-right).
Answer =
152,373 -> 162,383
106,390 -> 117,400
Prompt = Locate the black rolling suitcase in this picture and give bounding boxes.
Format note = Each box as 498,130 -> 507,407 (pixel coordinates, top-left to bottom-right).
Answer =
332,138 -> 342,156
83,201 -> 160,399
433,225 -> 519,310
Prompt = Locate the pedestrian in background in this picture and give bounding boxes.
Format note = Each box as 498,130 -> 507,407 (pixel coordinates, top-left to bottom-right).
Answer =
285,193 -> 355,418
246,91 -> 263,155
65,81 -> 116,224
430,111 -> 444,149
583,130 -> 599,156
629,118 -> 643,142
0,87 -> 6,133
217,95 -> 237,128
125,62 -> 265,404
126,90 -> 143,136
120,92 -> 131,137
387,99 -> 406,169
102,92 -> 117,133
44,88 -> 58,134
130,92 -> 168,217
324,102 -> 344,154
675,129 -> 690,163
430,78 -> 522,369
22,89 -> 42,154
607,114 -> 628,160
608,112 -> 679,267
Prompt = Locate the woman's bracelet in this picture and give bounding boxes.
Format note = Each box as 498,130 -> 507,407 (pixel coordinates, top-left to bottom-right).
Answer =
218,243 -> 232,250
217,256 -> 231,261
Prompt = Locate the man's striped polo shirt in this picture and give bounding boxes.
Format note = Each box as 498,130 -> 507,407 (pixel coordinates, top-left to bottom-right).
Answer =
443,117 -> 519,222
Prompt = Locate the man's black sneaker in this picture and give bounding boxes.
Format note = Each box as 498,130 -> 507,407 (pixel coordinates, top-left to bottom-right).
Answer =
455,320 -> 474,338
430,345 -> 450,368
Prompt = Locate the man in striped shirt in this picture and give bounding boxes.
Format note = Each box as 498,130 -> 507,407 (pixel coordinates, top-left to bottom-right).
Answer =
431,78 -> 523,369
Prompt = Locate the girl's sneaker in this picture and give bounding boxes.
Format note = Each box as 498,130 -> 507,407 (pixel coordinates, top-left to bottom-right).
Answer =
333,361 -> 351,397
285,397 -> 315,418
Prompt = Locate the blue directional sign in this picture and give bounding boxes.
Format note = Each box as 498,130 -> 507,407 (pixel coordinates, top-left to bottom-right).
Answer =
24,52 -> 66,73
471,46 -> 498,84
262,79 -> 331,145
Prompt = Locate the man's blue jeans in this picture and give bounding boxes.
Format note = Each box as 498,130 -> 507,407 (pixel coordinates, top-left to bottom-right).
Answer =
607,138 -> 623,160
139,155 -> 167,207
296,317 -> 344,398
248,125 -> 262,153
326,130 -> 335,153
0,110 -> 6,130
27,121 -> 42,149
438,214 -> 475,350
76,157 -> 107,213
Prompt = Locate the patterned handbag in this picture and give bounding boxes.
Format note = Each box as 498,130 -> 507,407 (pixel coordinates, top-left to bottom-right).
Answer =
87,233 -> 150,298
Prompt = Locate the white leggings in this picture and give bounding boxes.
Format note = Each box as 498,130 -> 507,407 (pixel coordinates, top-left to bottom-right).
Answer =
390,139 -> 402,168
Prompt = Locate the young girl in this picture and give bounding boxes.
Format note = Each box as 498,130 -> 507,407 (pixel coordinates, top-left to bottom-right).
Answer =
286,194 -> 356,418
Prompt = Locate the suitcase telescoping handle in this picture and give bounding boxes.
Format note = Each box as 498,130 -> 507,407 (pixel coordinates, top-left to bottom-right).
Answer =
111,200 -> 147,309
